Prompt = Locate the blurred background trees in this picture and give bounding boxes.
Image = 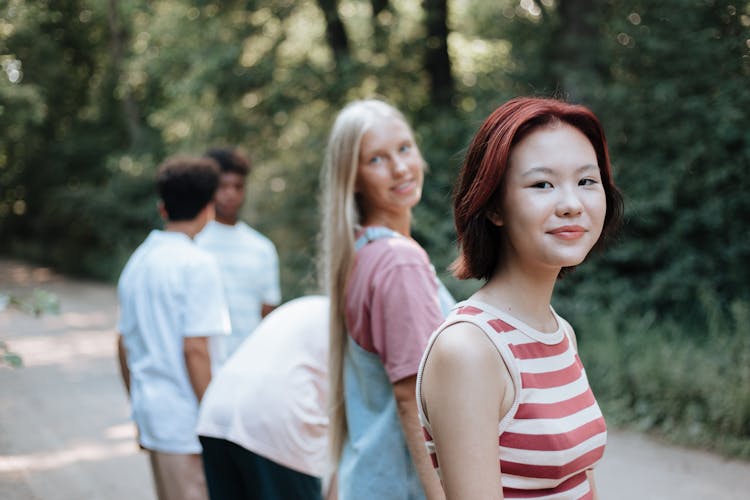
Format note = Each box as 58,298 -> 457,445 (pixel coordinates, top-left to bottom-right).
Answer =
2,0 -> 749,455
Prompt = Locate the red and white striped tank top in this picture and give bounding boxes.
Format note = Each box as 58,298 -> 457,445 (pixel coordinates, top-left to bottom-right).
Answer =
416,300 -> 607,499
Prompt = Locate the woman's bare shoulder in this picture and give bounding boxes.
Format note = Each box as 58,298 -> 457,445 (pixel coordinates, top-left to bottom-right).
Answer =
423,320 -> 507,393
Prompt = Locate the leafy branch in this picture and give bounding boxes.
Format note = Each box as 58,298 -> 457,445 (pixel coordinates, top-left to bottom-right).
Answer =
0,289 -> 60,368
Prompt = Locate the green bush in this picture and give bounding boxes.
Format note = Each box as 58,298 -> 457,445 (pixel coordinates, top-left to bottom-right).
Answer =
566,294 -> 750,459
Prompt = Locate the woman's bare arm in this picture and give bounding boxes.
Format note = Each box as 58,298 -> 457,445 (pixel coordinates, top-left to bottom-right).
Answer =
421,322 -> 513,500
393,375 -> 446,500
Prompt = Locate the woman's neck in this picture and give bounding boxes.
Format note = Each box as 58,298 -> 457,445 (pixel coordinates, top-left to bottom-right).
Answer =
362,211 -> 412,237
474,263 -> 560,333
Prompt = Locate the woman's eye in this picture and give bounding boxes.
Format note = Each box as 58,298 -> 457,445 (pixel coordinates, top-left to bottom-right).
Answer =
579,178 -> 599,186
399,144 -> 412,153
531,181 -> 553,189
369,155 -> 383,164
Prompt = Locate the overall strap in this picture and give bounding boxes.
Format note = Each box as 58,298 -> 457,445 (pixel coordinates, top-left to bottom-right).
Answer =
354,226 -> 402,251
354,226 -> 456,317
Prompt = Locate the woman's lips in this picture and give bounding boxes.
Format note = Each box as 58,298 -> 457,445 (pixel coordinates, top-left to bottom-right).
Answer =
548,225 -> 586,240
392,180 -> 416,194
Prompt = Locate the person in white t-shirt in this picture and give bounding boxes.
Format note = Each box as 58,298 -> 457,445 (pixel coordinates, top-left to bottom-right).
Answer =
195,148 -> 281,368
196,295 -> 330,500
117,155 -> 231,500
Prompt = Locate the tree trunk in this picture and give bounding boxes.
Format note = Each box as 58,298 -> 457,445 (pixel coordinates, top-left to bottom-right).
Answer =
106,0 -> 142,150
370,0 -> 390,54
106,0 -> 143,150
315,0 -> 350,70
422,0 -> 454,107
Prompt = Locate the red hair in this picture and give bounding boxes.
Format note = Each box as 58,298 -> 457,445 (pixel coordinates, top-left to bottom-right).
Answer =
451,97 -> 624,280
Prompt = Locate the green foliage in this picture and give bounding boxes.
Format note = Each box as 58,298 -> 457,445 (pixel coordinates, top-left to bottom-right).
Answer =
411,105 -> 479,298
1,289 -> 60,317
593,0 -> 750,321
571,293 -> 750,458
45,156 -> 161,280
0,340 -> 23,368
0,288 -> 60,368
0,0 -> 149,277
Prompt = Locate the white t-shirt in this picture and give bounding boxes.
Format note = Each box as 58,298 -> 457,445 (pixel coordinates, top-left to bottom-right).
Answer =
195,220 -> 281,367
117,230 -> 230,454
196,295 -> 329,477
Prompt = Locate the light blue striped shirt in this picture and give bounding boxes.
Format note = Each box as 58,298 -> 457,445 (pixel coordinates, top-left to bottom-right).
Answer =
196,220 -> 281,367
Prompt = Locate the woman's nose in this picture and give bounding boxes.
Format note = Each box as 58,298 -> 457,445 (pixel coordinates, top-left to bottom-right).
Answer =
392,156 -> 408,175
556,187 -> 584,216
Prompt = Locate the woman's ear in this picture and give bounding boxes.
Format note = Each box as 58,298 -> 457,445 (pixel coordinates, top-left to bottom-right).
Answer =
486,208 -> 503,227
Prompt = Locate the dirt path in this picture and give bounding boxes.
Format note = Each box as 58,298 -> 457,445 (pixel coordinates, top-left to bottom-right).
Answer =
1,258 -> 749,499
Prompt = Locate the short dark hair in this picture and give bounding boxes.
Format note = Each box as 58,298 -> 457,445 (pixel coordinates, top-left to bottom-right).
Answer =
451,97 -> 624,281
204,148 -> 251,176
156,155 -> 220,221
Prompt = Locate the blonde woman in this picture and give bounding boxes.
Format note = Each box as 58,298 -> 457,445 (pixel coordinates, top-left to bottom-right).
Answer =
320,99 -> 452,500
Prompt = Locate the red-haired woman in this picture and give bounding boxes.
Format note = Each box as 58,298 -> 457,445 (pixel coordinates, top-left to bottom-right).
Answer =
416,97 -> 624,499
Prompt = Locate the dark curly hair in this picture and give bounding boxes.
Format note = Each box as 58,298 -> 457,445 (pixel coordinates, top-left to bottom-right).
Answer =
156,155 -> 220,221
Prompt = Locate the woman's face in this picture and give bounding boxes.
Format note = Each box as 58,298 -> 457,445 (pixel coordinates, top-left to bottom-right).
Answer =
492,122 -> 607,273
355,116 -> 424,225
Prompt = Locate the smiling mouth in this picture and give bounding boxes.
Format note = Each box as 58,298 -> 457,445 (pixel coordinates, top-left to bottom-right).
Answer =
548,226 -> 586,240
392,180 -> 416,193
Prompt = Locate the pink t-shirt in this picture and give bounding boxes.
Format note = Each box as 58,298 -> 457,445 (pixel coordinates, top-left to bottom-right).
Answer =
345,235 -> 444,383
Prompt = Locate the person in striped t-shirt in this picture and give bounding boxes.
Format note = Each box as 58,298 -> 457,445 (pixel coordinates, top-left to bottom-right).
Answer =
416,97 -> 624,500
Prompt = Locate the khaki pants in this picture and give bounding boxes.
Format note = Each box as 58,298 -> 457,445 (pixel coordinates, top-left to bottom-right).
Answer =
148,450 -> 208,500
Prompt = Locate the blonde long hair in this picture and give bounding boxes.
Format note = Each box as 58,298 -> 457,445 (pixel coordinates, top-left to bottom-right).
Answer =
319,99 -> 411,465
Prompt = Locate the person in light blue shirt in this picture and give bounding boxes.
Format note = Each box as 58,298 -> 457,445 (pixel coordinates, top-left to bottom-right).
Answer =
117,155 -> 231,500
195,148 -> 281,368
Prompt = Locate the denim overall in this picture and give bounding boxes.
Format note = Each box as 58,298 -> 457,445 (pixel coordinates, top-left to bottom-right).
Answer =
338,227 -> 454,499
